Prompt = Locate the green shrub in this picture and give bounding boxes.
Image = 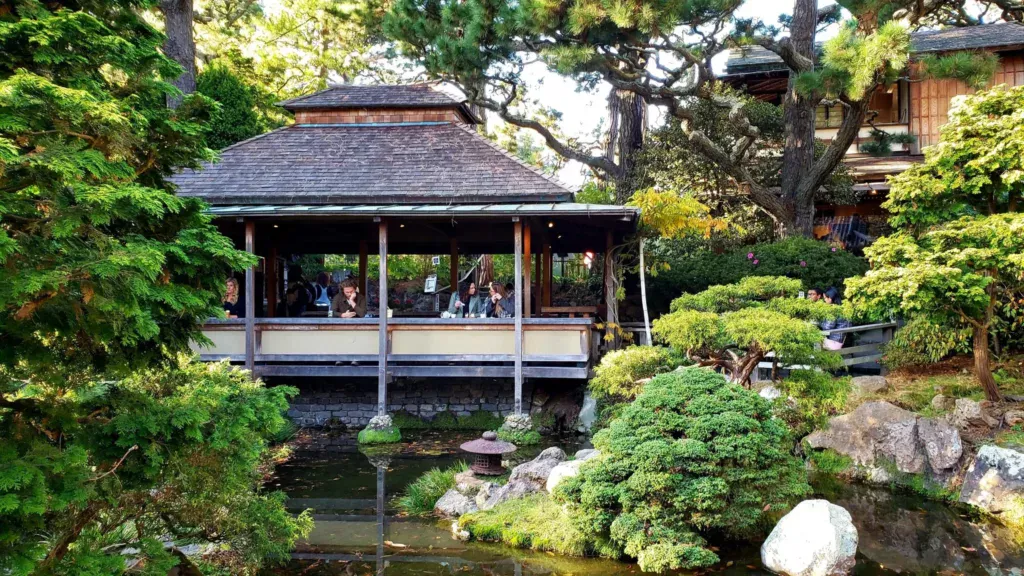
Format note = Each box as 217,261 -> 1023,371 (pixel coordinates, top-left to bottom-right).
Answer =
554,369 -> 810,573
777,370 -> 852,438
648,237 -> 868,315
357,427 -> 402,445
196,62 -> 268,150
396,461 -> 468,515
459,495 -> 617,557
391,410 -> 504,431
589,345 -> 681,400
497,428 -> 541,445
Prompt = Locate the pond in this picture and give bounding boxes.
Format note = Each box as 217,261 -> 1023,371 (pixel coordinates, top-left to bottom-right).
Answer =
261,430 -> 1024,575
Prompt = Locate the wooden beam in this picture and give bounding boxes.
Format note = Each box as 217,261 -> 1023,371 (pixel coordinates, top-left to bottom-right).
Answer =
542,243 -> 552,308
244,220 -> 255,373
377,219 -> 388,417
358,240 -> 368,298
513,219 -> 523,415
522,221 -> 531,319
449,237 -> 459,294
267,247 -> 278,318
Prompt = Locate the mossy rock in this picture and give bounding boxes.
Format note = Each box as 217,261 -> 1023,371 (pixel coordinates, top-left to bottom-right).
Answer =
358,426 -> 402,445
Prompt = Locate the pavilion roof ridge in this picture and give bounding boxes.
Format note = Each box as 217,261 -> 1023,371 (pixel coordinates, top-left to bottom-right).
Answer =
451,122 -> 578,195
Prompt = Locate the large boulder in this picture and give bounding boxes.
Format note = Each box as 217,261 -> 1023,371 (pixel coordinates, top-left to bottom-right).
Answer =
959,445 -> 1024,514
454,469 -> 487,496
851,375 -> 889,395
761,500 -> 858,576
479,447 -> 566,510
805,401 -> 963,480
434,489 -> 478,517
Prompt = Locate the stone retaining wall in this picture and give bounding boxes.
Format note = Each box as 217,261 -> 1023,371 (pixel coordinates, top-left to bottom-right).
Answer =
277,377 -> 537,427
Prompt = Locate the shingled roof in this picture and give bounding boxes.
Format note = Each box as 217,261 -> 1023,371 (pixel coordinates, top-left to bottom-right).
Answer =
278,83 -> 464,110
170,122 -> 575,205
725,22 -> 1024,75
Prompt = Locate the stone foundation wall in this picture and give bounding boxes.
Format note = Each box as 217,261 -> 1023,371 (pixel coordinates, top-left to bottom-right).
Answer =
279,377 -> 537,428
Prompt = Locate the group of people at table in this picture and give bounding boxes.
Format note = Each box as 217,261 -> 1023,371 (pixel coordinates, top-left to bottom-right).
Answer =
222,274 -> 517,320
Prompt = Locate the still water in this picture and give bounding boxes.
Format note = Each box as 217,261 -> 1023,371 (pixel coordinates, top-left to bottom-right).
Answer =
261,430 -> 1024,575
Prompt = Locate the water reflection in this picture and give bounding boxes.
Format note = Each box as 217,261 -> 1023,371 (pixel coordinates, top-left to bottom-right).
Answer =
264,430 -> 1024,576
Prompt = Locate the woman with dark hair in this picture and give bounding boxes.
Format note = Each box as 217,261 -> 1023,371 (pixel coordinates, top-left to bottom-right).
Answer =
485,281 -> 515,318
448,281 -> 483,317
820,287 -> 851,350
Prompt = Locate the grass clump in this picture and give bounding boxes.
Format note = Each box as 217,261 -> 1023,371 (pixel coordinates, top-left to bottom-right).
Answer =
808,448 -> 853,475
459,495 -> 615,557
357,427 -> 401,445
396,461 -> 468,515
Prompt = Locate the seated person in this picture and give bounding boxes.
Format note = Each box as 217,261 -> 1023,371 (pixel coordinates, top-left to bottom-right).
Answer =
448,281 -> 483,317
819,287 -> 851,350
331,278 -> 366,318
485,281 -> 515,318
223,277 -> 245,318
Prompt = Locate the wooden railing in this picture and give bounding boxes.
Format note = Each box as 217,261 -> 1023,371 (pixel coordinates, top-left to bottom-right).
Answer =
192,317 -> 595,379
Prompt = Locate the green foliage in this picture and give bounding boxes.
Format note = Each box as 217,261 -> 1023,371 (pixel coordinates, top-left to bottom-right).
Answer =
808,448 -> 854,475
919,52 -> 1000,90
646,237 -> 867,315
459,495 -> 616,557
0,360 -> 312,575
496,428 -> 542,446
860,128 -> 916,157
196,62 -> 270,150
358,426 -> 402,445
885,85 -> 1024,230
554,369 -> 810,572
589,346 -> 680,400
881,317 -> 972,370
396,461 -> 469,515
0,2 -> 305,573
777,370 -> 852,438
797,21 -> 910,101
653,277 -> 841,385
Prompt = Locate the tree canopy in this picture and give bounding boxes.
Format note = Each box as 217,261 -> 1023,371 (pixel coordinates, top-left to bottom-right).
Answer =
382,0 -> 1011,234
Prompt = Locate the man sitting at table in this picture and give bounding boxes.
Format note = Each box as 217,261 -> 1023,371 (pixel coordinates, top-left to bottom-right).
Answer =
331,278 -> 366,318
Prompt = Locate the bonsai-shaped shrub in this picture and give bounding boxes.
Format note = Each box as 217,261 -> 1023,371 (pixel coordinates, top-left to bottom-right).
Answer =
776,370 -> 853,438
555,369 -> 810,572
589,345 -> 682,400
357,414 -> 402,444
652,276 -> 841,386
497,413 -> 540,445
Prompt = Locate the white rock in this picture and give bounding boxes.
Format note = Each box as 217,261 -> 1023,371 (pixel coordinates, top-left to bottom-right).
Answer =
577,391 -> 598,432
451,521 -> 470,541
546,460 -> 585,493
761,500 -> 858,576
574,448 -> 600,461
851,375 -> 889,395
960,445 -> 1024,513
760,386 -> 782,401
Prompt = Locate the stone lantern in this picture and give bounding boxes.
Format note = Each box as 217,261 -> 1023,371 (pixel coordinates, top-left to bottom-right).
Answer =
459,431 -> 516,475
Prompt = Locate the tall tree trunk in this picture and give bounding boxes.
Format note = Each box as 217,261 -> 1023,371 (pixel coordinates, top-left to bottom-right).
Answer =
160,0 -> 197,109
972,324 -> 1003,401
779,0 -> 818,237
479,254 -> 493,286
611,89 -> 646,204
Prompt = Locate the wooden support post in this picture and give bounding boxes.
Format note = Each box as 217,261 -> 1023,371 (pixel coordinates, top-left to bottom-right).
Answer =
449,237 -> 459,293
523,221 -> 531,319
358,240 -> 368,298
267,247 -> 278,318
603,229 -> 620,350
513,219 -> 523,415
244,220 -> 255,373
534,247 -> 542,316
377,219 -> 388,417
543,243 -> 552,308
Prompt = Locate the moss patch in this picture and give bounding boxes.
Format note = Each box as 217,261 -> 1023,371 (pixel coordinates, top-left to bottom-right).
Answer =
807,449 -> 854,475
391,410 -> 503,431
497,428 -> 541,446
357,426 -> 401,445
